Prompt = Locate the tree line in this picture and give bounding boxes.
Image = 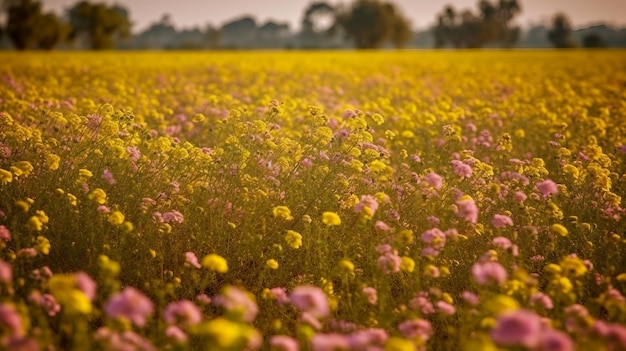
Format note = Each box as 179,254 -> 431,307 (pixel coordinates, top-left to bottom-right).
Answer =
0,0 -> 616,50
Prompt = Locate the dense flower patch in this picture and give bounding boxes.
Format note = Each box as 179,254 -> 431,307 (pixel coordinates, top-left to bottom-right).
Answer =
1,50 -> 626,350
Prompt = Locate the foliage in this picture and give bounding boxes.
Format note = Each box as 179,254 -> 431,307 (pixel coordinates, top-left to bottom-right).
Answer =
4,0 -> 68,50
67,1 -> 132,50
1,50 -> 626,350
548,13 -> 578,48
433,0 -> 521,48
582,33 -> 607,48
335,0 -> 411,49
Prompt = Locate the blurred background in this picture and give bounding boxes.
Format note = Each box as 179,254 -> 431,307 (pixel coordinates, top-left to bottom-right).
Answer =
0,0 -> 625,50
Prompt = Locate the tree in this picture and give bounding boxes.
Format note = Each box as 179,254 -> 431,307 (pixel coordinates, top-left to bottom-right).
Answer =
582,33 -> 607,48
300,2 -> 337,48
547,13 -> 577,48
67,1 -> 132,50
336,0 -> 411,49
5,0 -> 43,50
37,12 -> 71,50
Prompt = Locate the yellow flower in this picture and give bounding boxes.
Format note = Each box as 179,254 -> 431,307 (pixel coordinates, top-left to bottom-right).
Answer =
107,211 -> 125,226
0,168 -> 13,185
385,337 -> 414,351
559,256 -> 588,277
272,206 -> 293,221
26,216 -> 44,231
10,161 -> 33,177
88,188 -> 107,205
551,223 -> 568,237
322,212 -> 341,226
284,230 -> 303,249
78,168 -> 93,178
46,154 -> 61,170
400,256 -> 415,273
202,254 -> 228,273
369,159 -> 387,172
201,318 -> 243,348
36,236 -> 51,255
266,259 -> 279,270
192,113 -> 206,123
340,259 -> 355,273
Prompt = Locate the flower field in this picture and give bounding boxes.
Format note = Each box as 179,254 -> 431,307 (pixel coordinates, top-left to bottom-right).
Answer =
1,50 -> 626,350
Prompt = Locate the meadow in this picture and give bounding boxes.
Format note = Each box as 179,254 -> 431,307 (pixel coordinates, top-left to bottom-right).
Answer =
1,50 -> 626,351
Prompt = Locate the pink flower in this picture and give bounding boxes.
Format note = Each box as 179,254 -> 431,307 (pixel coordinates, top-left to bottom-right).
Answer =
377,250 -> 402,274
492,214 -> 514,228
214,286 -> 258,323
374,220 -> 391,231
424,172 -> 443,190
490,309 -> 544,348
165,325 -> 188,343
0,303 -> 23,338
409,292 -> 435,314
455,197 -> 478,224
29,292 -> 61,317
461,291 -> 480,306
102,169 -> 116,185
162,210 -> 184,224
270,335 -> 299,351
104,287 -> 154,327
536,179 -> 558,198
354,195 -> 379,216
436,301 -> 456,315
311,333 -> 349,351
398,319 -> 433,340
290,286 -> 329,318
493,236 -> 512,250
536,329 -> 574,351
451,160 -> 472,178
196,293 -> 211,305
362,286 -> 378,305
185,252 -> 201,269
472,261 -> 508,286
163,300 -> 202,326
0,260 -> 12,285
270,287 -> 289,305
75,272 -> 97,301
0,225 -> 11,241
530,292 -> 554,310
346,329 -> 387,349
514,191 -> 528,203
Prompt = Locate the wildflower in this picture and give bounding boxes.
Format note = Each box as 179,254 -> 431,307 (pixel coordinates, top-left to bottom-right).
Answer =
398,319 -> 433,341
185,252 -> 202,269
214,286 -> 258,323
29,292 -> 61,316
88,188 -> 107,205
400,256 -> 415,273
384,337 -> 414,351
10,161 -> 34,177
311,333 -> 349,351
201,254 -> 228,273
492,214 -> 514,228
536,179 -> 558,198
354,195 -> 379,220
493,236 -> 512,250
436,301 -> 456,315
339,259 -> 354,273
514,191 -> 527,203
107,211 -> 125,226
46,153 -> 60,170
102,169 -> 116,185
559,255 -> 588,277
104,287 -> 154,327
266,259 -> 279,270
273,206 -> 294,221
490,309 -> 543,348
455,195 -> 479,224
378,249 -> 402,274
0,304 -> 23,338
163,300 -> 202,326
347,328 -> 388,349
165,325 -> 188,343
0,260 -> 11,285
1,225 -> 13,241
472,261 -> 508,286
290,286 -> 329,318
451,160 -> 473,178
322,212 -> 341,226
0,168 -> 12,185
551,224 -> 568,237
424,172 -> 443,189
374,220 -> 391,231
284,230 -> 303,249
530,292 -> 554,310
362,286 -> 378,305
536,329 -> 574,351
75,272 -> 97,301
462,291 -> 480,306
270,335 -> 299,351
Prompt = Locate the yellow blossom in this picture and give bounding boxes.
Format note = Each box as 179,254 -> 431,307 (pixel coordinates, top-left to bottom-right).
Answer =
284,230 -> 303,249
272,206 -> 293,221
266,259 -> 279,270
551,223 -> 568,237
46,153 -> 61,170
202,254 -> 228,273
322,211 -> 341,226
107,211 -> 125,226
88,188 -> 107,205
400,256 -> 415,273
0,168 -> 13,184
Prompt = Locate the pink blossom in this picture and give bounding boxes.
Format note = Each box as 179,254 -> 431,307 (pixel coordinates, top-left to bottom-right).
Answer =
311,333 -> 349,351
398,319 -> 433,340
490,309 -> 544,348
362,286 -> 378,305
461,291 -> 480,306
455,197 -> 478,224
451,160 -> 473,178
214,286 -> 258,323
270,287 -> 289,305
104,287 -> 154,327
185,252 -> 201,269
163,300 -> 202,326
29,292 -> 61,317
162,210 -> 184,224
472,261 -> 508,286
75,272 -> 97,301
530,292 -> 554,309
354,195 -> 379,216
290,286 -> 329,318
102,169 -> 116,185
492,214 -> 514,228
374,220 -> 391,231
536,330 -> 574,351
536,179 -> 558,198
514,191 -> 528,203
17,248 -> 37,258
436,301 -> 456,315
346,328 -> 388,349
409,292 -> 435,314
424,172 -> 443,190
0,225 -> 11,241
492,236 -> 512,250
0,303 -> 23,338
270,335 -> 299,351
0,260 -> 12,285
165,325 -> 188,343
377,250 -> 402,274
196,293 -> 211,305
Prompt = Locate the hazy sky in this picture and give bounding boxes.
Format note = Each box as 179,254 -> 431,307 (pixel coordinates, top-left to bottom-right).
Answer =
42,0 -> 626,32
